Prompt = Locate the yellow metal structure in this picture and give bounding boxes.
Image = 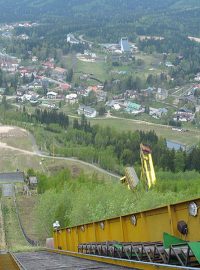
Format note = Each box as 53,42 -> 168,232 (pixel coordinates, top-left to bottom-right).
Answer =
121,144 -> 156,190
54,197 -> 200,252
0,253 -> 21,270
140,144 -> 156,189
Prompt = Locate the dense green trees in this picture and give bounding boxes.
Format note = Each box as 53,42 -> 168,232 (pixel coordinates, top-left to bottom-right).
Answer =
139,36 -> 200,84
21,113 -> 198,175
2,105 -> 200,175
1,0 -> 200,39
34,109 -> 69,128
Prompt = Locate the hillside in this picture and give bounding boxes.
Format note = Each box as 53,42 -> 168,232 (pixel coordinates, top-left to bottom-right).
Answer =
0,0 -> 199,22
0,0 -> 199,40
171,0 -> 200,10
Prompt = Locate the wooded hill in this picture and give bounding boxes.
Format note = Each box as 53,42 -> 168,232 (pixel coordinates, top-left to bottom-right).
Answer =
1,0 -> 200,38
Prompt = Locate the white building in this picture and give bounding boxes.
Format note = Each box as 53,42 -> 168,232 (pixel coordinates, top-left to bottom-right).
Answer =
113,104 -> 121,111
67,34 -> 80,44
22,94 -> 32,101
47,91 -> 58,99
120,37 -> 131,53
149,107 -> 168,118
78,105 -> 97,118
32,56 -> 38,62
194,73 -> 200,82
66,93 -> 78,104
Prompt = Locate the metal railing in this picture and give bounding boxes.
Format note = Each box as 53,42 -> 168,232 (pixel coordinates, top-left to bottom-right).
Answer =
78,241 -> 200,268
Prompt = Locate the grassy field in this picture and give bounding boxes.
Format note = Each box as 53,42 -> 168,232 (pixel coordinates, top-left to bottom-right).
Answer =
134,52 -> 164,74
41,158 -> 116,180
74,51 -> 164,83
0,149 -> 41,172
16,192 -> 43,242
1,132 -> 34,151
2,197 -> 30,251
0,126 -> 116,179
0,147 -> 117,181
76,59 -> 108,82
90,117 -> 200,145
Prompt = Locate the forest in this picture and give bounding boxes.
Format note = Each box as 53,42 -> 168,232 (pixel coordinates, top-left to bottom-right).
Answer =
1,0 -> 200,41
3,107 -> 200,175
139,35 -> 200,85
0,0 -> 199,90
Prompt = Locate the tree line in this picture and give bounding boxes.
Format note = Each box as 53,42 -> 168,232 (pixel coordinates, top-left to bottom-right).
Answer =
139,35 -> 200,85
27,113 -> 200,175
16,108 -> 69,129
2,106 -> 200,175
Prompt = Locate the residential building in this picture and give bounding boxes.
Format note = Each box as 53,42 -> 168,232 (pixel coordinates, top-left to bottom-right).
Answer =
165,61 -> 174,67
32,56 -> 38,62
194,73 -> 200,82
53,67 -> 66,75
156,88 -> 168,101
173,108 -> 195,122
47,91 -> 58,99
66,93 -> 78,104
42,60 -> 54,69
149,107 -> 168,119
113,103 -> 121,110
59,83 -> 71,91
125,102 -> 144,114
97,90 -> 107,102
28,176 -> 38,188
78,105 -> 97,118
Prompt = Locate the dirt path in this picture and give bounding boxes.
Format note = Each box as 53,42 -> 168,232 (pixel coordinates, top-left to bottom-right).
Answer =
0,141 -> 120,179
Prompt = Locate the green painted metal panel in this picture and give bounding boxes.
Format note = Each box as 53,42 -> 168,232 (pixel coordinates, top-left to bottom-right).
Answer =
163,232 -> 186,249
189,242 -> 200,264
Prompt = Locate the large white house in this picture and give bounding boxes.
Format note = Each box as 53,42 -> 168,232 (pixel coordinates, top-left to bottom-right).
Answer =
66,93 -> 78,104
78,105 -> 97,118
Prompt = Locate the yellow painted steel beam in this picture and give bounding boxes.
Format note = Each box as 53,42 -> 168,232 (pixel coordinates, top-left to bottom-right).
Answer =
140,144 -> 156,188
148,154 -> 156,185
0,253 -> 21,270
47,248 -> 196,270
53,197 -> 200,252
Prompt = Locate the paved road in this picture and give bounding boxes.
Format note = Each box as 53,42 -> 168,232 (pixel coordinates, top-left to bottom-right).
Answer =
78,34 -> 93,45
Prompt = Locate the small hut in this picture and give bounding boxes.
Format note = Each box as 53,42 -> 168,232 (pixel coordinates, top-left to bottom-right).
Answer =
28,176 -> 38,188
